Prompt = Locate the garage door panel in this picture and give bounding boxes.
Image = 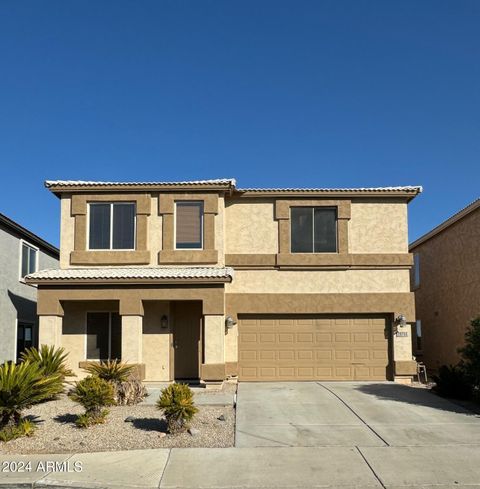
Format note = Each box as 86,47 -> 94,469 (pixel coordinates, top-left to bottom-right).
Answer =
238,315 -> 389,381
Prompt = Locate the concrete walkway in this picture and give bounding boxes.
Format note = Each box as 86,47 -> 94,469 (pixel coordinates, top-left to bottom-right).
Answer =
3,445 -> 480,488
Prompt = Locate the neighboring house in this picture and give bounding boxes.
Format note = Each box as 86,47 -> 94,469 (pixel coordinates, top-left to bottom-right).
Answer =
410,198 -> 480,370
26,179 -> 421,383
0,213 -> 59,363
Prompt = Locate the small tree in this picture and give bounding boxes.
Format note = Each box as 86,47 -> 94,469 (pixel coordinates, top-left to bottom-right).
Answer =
157,383 -> 198,434
459,316 -> 480,389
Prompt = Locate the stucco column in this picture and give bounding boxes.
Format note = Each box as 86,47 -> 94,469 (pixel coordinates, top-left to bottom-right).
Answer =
38,315 -> 63,348
121,315 -> 143,364
393,322 -> 416,383
203,315 -> 225,364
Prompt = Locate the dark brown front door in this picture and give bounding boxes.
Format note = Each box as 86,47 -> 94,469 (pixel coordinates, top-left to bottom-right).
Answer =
172,301 -> 202,380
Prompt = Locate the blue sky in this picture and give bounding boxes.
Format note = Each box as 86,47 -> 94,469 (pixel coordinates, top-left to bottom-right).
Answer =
1,0 -> 479,247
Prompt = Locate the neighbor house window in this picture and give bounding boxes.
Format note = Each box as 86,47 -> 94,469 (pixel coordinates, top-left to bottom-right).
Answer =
291,207 -> 337,253
415,319 -> 422,351
86,312 -> 121,360
17,322 -> 34,360
20,241 -> 37,278
175,201 -> 203,249
88,203 -> 136,250
413,253 -> 420,288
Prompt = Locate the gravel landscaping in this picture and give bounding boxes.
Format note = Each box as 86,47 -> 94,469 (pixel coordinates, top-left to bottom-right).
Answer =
0,387 -> 236,454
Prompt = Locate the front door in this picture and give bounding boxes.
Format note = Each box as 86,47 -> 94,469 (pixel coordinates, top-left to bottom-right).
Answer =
172,301 -> 202,380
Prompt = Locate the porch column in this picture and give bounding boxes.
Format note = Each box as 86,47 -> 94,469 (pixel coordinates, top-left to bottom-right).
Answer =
121,315 -> 143,364
393,317 -> 417,383
38,315 -> 63,348
202,315 -> 225,383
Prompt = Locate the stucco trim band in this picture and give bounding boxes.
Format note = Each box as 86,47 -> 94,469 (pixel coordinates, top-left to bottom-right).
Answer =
201,363 -> 226,381
71,250 -> 151,265
394,361 -> 418,376
226,292 -> 415,321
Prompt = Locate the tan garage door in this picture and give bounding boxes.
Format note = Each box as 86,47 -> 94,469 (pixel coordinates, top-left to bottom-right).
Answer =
238,315 -> 390,381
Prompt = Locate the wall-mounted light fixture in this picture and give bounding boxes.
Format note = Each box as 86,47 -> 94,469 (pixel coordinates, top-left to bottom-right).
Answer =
225,316 -> 237,331
161,315 -> 169,329
395,314 -> 407,327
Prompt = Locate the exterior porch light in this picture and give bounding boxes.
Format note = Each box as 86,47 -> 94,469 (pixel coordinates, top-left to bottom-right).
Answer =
161,315 -> 169,329
225,316 -> 237,330
395,314 -> 407,327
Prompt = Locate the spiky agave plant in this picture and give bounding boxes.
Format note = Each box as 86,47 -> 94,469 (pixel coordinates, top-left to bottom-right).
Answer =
156,383 -> 198,434
83,360 -> 134,383
21,345 -> 74,397
0,361 -> 63,428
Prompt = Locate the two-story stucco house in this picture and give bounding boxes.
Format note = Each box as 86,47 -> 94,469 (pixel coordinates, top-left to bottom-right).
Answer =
26,179 -> 421,383
0,213 -> 59,363
409,198 -> 480,370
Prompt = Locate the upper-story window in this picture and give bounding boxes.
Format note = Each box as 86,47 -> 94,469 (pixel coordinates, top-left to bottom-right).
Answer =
175,201 -> 203,249
291,207 -> 337,253
88,202 -> 136,250
20,241 -> 37,278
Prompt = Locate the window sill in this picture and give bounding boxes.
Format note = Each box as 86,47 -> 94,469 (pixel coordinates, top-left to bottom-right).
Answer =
158,249 -> 218,265
70,250 -> 150,266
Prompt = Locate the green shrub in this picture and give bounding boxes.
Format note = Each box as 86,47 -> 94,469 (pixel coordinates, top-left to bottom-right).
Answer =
83,360 -> 134,383
459,317 -> 480,389
0,418 -> 36,442
21,345 -> 74,398
0,361 -> 63,429
156,383 -> 198,434
75,409 -> 109,428
69,376 -> 114,426
432,365 -> 472,400
113,378 -> 147,406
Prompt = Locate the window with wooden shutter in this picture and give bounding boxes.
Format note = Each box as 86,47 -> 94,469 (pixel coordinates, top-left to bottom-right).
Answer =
175,201 -> 203,249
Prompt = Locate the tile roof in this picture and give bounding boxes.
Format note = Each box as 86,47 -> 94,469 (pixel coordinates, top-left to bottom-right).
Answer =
25,267 -> 234,282
45,179 -> 236,188
410,197 -> 480,249
237,186 -> 422,193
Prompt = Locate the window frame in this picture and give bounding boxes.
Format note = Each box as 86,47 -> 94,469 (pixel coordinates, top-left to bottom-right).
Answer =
174,200 -> 204,250
15,320 -> 35,362
290,206 -> 338,254
85,311 -> 121,361
87,202 -> 137,251
19,240 -> 39,281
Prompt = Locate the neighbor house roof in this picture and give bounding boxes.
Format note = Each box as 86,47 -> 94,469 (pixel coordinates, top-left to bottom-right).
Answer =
0,213 -> 59,257
45,179 -> 422,200
410,198 -> 480,250
25,266 -> 234,285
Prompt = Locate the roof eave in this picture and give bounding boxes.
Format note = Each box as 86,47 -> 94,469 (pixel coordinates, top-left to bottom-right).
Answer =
25,276 -> 232,286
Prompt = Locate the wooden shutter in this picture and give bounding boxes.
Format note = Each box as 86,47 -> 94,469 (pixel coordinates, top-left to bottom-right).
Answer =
176,202 -> 203,248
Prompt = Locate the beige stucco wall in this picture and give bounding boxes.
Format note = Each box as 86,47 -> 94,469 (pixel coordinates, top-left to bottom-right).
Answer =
349,202 -> 408,254
224,322 -> 238,364
226,269 -> 411,294
142,301 -> 171,382
215,196 -> 225,266
393,324 -> 413,361
204,315 -> 225,364
225,199 -> 278,254
38,315 -> 62,348
148,195 -> 162,264
60,196 -> 75,269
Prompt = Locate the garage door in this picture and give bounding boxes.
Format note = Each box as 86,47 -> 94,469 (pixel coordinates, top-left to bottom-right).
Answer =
238,315 -> 390,381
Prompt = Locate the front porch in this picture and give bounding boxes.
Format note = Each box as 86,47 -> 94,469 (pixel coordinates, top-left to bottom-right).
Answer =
35,282 -> 237,383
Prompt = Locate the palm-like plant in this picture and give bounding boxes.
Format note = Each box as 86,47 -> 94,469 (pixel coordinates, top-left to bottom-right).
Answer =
83,360 -> 134,382
156,383 -> 198,434
0,361 -> 63,428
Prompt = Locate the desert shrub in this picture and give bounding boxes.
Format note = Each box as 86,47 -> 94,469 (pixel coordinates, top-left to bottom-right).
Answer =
458,316 -> 480,389
0,418 -> 36,442
83,360 -> 134,383
21,345 -> 74,398
0,361 -> 63,429
156,383 -> 198,434
69,376 -> 114,427
432,365 -> 472,400
113,378 -> 147,405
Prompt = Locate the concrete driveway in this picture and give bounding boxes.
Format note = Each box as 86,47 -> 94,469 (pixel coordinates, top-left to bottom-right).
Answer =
235,381 -> 480,447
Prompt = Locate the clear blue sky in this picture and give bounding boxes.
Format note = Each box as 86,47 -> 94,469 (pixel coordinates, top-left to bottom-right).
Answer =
1,0 -> 479,248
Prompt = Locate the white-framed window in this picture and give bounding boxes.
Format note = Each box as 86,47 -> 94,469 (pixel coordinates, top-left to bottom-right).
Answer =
88,202 -> 136,250
85,312 -> 121,360
20,240 -> 38,279
175,201 -> 204,249
413,253 -> 420,288
291,207 -> 337,253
